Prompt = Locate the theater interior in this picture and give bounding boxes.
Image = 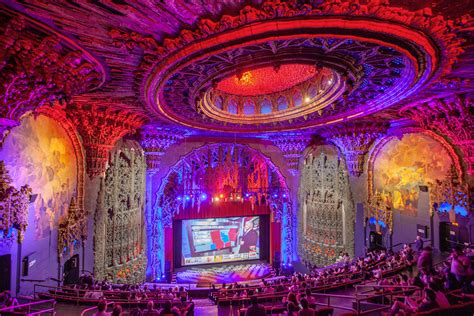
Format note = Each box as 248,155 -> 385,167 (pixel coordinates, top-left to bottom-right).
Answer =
0,0 -> 473,315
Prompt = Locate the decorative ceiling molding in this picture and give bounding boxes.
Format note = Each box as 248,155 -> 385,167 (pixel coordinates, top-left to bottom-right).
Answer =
271,134 -> 312,175
400,94 -> 473,178
138,126 -> 187,174
321,122 -> 388,177
0,7 -> 105,139
114,0 -> 464,133
67,103 -> 147,178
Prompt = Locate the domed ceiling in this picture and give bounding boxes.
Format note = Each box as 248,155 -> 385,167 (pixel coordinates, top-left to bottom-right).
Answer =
0,0 -> 472,175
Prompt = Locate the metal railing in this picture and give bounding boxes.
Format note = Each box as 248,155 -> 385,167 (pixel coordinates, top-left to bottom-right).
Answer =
80,301 -> 113,316
0,299 -> 55,315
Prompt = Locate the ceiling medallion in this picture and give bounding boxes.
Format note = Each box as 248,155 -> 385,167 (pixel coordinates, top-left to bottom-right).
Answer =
131,0 -> 463,133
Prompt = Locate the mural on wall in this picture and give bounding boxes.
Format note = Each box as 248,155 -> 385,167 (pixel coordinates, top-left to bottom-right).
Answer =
373,133 -> 452,214
0,115 -> 78,240
299,145 -> 354,267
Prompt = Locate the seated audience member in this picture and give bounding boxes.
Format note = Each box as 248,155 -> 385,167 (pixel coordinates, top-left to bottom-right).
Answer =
388,288 -> 438,316
245,295 -> 266,316
93,300 -> 110,316
112,304 -> 123,316
299,298 -> 315,316
181,297 -> 194,316
0,291 -> 18,308
159,300 -> 180,316
287,301 -> 300,316
143,300 -> 159,316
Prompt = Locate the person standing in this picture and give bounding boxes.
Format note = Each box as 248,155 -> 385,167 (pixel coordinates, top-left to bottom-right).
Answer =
415,236 -> 424,253
245,296 -> 266,316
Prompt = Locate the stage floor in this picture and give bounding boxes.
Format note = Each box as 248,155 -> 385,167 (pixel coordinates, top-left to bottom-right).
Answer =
175,261 -> 272,285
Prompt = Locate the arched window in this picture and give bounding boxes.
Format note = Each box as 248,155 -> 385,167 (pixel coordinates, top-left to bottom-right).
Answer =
243,99 -> 255,115
293,91 -> 303,107
227,99 -> 238,114
277,96 -> 288,111
260,99 -> 272,114
215,95 -> 224,110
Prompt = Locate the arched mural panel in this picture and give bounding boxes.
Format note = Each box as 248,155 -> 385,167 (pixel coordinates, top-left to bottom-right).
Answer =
0,114 -> 78,240
372,133 -> 452,214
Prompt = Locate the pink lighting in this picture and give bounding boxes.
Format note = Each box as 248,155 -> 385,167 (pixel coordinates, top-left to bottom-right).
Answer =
216,64 -> 317,96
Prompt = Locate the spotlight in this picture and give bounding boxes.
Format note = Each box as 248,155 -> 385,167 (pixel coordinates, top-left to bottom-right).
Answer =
177,196 -> 182,201
305,97 -> 311,103
185,195 -> 190,201
201,193 -> 207,200
219,194 -> 224,198
273,194 -> 278,198
283,194 -> 287,198
245,193 -> 250,198
215,197 -> 220,202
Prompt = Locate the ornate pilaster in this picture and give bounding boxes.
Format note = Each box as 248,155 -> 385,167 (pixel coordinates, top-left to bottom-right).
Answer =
68,104 -> 147,178
0,12 -> 103,145
58,198 -> 88,258
321,123 -> 387,176
401,94 -> 473,178
271,134 -> 311,176
139,126 -> 187,175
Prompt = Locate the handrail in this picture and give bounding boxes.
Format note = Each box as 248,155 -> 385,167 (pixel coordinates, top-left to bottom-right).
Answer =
80,301 -> 113,316
391,239 -> 431,251
0,299 -> 55,315
444,237 -> 473,247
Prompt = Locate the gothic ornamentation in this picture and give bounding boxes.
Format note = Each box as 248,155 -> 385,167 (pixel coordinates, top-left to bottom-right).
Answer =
68,104 -> 147,178
321,123 -> 387,176
299,147 -> 354,267
366,190 -> 393,233
58,198 -> 88,258
139,126 -> 187,174
94,140 -> 147,284
430,165 -> 470,220
0,9 -> 104,141
400,94 -> 473,178
271,134 -> 311,175
0,161 -> 32,244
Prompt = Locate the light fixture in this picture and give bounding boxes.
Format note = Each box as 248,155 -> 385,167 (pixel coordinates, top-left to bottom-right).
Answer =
305,97 -> 311,103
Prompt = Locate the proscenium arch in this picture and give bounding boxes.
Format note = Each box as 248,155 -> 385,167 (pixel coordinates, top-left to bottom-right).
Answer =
146,143 -> 293,281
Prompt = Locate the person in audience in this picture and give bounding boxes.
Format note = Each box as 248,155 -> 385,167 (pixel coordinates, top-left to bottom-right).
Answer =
111,304 -> 123,316
388,288 -> 438,315
417,246 -> 433,275
143,300 -> 159,316
298,298 -> 315,316
93,300 -> 110,316
0,291 -> 18,308
245,295 -> 266,316
450,246 -> 470,290
181,297 -> 194,316
159,300 -> 179,316
414,236 -> 424,253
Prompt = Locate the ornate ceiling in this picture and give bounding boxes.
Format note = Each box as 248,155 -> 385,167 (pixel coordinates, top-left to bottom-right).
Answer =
0,0 -> 473,177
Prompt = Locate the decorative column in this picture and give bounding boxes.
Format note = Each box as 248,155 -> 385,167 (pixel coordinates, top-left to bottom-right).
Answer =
0,14 -> 103,146
401,94 -> 473,179
139,126 -> 187,175
321,122 -> 387,177
68,104 -> 146,178
271,134 -> 311,176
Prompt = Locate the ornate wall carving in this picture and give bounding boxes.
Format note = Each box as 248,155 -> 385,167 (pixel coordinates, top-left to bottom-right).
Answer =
94,140 -> 147,284
68,103 -> 147,178
271,134 -> 311,175
299,146 -> 354,267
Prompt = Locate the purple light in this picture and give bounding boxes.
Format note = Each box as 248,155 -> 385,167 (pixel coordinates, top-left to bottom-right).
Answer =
245,193 -> 250,198
177,196 -> 182,201
201,193 -> 207,200
185,195 -> 190,201
273,194 -> 278,198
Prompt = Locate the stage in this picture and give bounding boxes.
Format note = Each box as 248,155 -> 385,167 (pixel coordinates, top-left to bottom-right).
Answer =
174,261 -> 273,286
